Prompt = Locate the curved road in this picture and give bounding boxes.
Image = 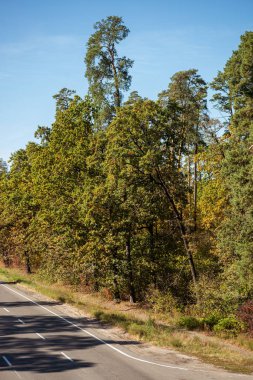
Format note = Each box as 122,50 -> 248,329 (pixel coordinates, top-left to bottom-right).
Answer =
0,282 -> 251,380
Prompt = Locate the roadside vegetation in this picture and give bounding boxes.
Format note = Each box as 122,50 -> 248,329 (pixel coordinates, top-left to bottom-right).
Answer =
0,16 -> 253,374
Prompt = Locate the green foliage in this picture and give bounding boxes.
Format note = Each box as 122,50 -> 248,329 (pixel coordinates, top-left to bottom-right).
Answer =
201,315 -> 220,330
213,317 -> 244,336
0,19 -> 253,325
176,314 -> 243,335
214,31 -> 253,301
146,286 -> 179,315
85,16 -> 133,125
52,88 -> 76,113
177,316 -> 202,330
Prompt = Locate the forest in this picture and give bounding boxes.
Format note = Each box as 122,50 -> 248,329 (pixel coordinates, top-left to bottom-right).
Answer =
0,16 -> 253,332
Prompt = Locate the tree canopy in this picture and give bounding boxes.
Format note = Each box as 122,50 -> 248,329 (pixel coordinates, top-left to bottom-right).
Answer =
1,20 -> 253,320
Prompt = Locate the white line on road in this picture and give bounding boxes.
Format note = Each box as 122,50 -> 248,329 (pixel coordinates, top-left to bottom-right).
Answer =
3,307 -> 10,312
2,355 -> 12,366
61,351 -> 73,362
36,332 -> 45,340
17,318 -> 25,324
2,356 -> 22,379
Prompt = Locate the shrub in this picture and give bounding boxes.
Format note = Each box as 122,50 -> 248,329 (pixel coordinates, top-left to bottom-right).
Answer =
213,316 -> 243,336
192,275 -> 240,317
238,300 -> 253,335
146,287 -> 178,315
177,316 -> 202,330
202,314 -> 220,330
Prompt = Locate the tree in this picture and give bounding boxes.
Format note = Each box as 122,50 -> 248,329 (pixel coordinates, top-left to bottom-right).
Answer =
124,90 -> 143,105
106,99 -> 198,290
53,88 -> 76,113
210,70 -> 234,123
85,16 -> 133,126
0,159 -> 11,267
212,32 -> 253,301
158,70 -> 208,232
30,95 -> 95,283
0,158 -> 8,175
0,148 -> 39,273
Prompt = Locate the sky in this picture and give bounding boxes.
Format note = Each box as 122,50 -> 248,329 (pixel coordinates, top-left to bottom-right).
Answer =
0,0 -> 253,162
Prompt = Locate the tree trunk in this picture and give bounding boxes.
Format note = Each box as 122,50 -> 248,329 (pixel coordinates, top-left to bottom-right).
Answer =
112,248 -> 121,301
148,222 -> 156,287
2,247 -> 11,268
154,169 -> 198,289
178,221 -> 198,287
193,143 -> 198,232
24,250 -> 31,274
188,151 -> 192,212
126,234 -> 136,303
109,47 -> 121,108
93,256 -> 99,291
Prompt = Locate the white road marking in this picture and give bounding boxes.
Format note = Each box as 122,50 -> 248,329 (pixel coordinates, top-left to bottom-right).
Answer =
2,355 -> 12,366
36,332 -> 45,340
17,318 -> 25,324
61,351 -> 73,362
3,307 -> 10,312
0,284 -> 188,371
2,355 -> 22,378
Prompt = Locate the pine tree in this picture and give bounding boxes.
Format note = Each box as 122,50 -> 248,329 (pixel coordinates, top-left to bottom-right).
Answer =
212,32 -> 253,301
85,16 -> 133,126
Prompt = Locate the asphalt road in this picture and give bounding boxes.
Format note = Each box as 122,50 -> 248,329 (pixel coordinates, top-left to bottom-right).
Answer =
0,282 -> 251,380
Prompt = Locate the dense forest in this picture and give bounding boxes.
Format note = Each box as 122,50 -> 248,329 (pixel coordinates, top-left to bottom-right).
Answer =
0,16 -> 253,324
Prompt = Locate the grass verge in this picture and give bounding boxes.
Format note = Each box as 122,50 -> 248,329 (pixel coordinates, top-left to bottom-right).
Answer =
0,265 -> 253,374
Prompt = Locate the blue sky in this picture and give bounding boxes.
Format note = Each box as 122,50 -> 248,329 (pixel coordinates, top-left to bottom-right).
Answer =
1,0 -> 253,162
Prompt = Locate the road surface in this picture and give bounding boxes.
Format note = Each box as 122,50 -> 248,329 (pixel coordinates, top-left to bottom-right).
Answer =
0,281 -> 251,379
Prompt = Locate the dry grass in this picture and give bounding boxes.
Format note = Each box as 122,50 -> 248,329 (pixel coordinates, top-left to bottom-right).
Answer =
1,265 -> 253,374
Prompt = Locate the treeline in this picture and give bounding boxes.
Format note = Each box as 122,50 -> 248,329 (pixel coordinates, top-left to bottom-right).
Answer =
0,17 -> 253,315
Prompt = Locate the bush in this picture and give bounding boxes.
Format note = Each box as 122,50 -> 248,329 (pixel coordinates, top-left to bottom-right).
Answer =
146,287 -> 178,315
192,275 -> 240,317
202,314 -> 220,330
238,300 -> 253,335
177,316 -> 202,330
213,316 -> 244,336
